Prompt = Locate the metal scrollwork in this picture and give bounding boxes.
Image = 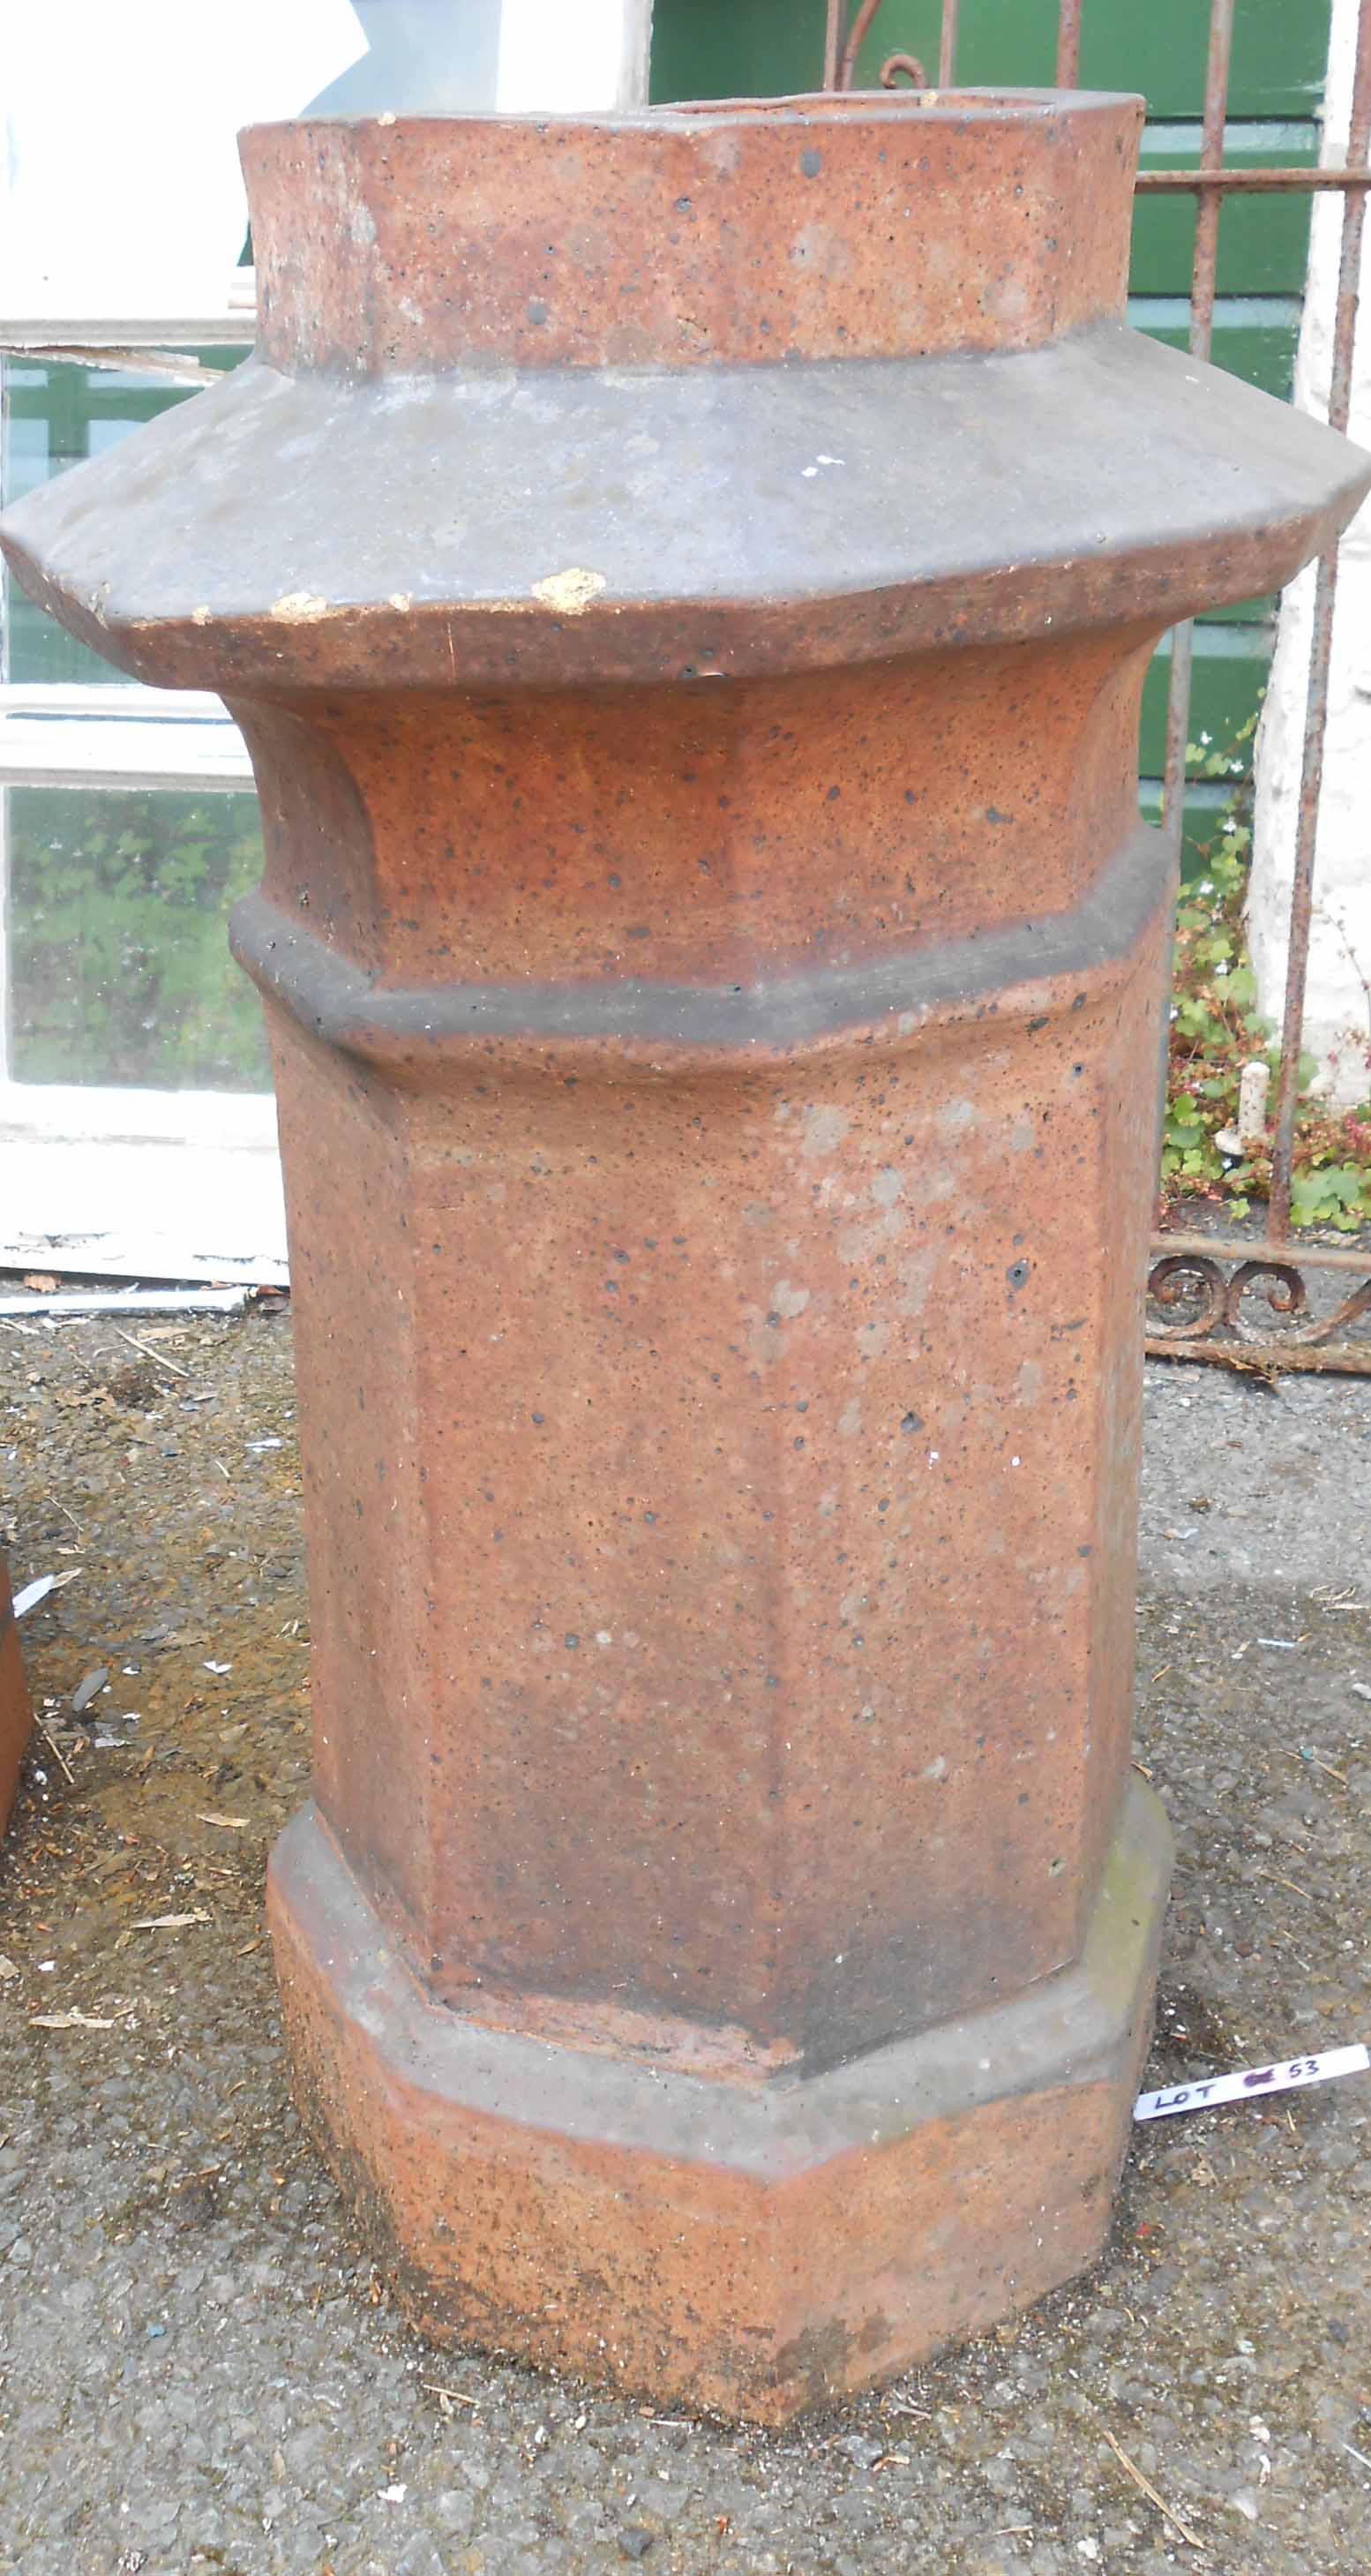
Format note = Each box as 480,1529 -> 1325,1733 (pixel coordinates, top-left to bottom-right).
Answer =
1145,1252 -> 1227,1342
1146,1239 -> 1371,1371
827,0 -> 926,91
1225,1258 -> 1308,1341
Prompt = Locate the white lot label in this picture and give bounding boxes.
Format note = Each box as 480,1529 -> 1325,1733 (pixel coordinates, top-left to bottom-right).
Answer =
1135,2042 -> 1370,2122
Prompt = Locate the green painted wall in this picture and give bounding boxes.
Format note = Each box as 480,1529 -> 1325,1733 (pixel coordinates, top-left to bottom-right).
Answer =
649,0 -> 1332,869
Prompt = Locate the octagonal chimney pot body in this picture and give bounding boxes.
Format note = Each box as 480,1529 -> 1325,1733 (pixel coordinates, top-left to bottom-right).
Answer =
4,89 -> 1367,2423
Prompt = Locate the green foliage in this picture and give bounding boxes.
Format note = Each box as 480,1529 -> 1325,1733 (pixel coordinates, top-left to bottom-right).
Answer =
10,786 -> 270,1092
1162,719 -> 1371,1232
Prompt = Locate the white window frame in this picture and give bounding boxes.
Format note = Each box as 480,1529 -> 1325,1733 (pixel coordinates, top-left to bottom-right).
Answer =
0,311 -> 288,1275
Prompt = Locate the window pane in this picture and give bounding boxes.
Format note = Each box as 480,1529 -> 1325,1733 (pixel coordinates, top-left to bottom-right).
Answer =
7,783 -> 269,1091
0,348 -> 248,686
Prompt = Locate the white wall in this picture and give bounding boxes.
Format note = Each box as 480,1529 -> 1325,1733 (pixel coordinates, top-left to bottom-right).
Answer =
498,0 -> 654,112
0,0 -> 656,330
1250,0 -> 1371,1108
0,0 -> 368,329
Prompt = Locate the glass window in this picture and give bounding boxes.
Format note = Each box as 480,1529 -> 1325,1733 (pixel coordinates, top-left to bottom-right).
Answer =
5,784 -> 269,1091
1,349 -> 248,687
1,346 -> 269,1112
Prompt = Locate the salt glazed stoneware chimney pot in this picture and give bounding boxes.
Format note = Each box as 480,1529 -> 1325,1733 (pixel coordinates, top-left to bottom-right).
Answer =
4,88 -> 1368,2422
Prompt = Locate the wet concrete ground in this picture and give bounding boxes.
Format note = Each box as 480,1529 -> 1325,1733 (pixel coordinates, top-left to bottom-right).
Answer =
0,1303 -> 1368,2575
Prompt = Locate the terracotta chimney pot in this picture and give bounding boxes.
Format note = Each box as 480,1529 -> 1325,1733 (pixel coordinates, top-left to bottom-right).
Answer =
4,87 -> 1366,2422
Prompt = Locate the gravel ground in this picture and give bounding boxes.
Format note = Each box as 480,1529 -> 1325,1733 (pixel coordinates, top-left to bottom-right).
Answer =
1,1304 -> 1369,2576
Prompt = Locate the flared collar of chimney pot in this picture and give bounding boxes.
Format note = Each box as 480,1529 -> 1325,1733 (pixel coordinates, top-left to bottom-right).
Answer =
243,88 -> 1144,376
3,86 -> 1369,696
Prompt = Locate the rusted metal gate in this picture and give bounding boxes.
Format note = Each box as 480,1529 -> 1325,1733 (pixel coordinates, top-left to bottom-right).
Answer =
827,0 -> 1371,1371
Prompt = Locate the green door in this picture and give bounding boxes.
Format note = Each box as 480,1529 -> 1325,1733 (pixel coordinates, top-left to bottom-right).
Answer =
649,1 -> 1331,872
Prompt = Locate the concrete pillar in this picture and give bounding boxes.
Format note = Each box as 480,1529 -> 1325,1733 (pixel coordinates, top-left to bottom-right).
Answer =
1251,0 -> 1371,1108
2,88 -> 1365,2423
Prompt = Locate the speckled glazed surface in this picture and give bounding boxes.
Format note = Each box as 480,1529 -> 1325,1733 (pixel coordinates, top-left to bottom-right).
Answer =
2,89 -> 1367,2422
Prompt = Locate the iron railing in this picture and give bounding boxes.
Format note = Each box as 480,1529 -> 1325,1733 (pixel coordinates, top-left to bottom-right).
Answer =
823,0 -> 1371,1372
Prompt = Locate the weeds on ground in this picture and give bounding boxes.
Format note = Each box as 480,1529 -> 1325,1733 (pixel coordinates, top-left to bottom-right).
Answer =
1162,718 -> 1371,1232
